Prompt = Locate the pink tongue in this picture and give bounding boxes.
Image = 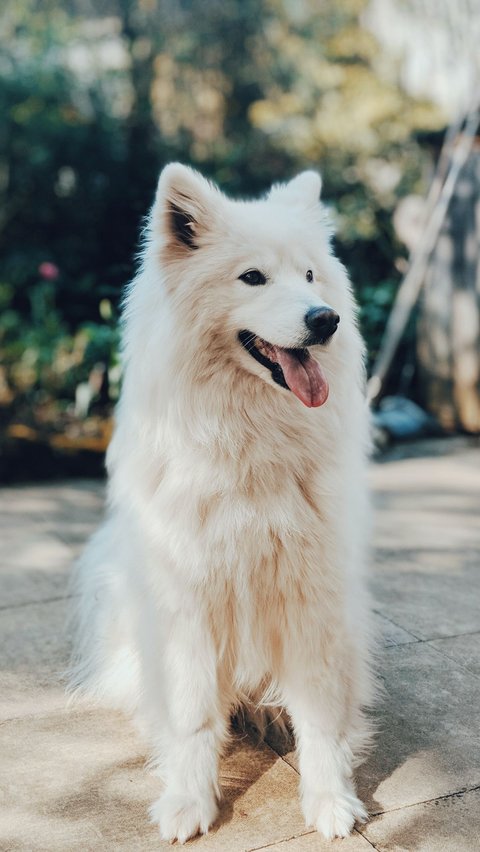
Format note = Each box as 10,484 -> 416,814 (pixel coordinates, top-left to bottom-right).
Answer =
273,347 -> 329,407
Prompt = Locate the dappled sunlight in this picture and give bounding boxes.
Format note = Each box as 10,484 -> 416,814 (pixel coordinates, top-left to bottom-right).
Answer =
370,447 -> 480,557
365,788 -> 480,852
357,640 -> 480,812
0,708 -> 160,851
0,0 -> 479,848
0,446 -> 479,848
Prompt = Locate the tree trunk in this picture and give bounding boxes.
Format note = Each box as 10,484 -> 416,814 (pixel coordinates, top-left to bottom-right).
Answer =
416,141 -> 480,433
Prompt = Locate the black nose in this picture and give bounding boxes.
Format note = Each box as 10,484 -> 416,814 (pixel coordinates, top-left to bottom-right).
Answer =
304,307 -> 340,343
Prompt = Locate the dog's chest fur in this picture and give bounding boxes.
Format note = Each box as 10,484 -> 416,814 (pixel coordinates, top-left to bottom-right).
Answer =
139,416 -> 345,690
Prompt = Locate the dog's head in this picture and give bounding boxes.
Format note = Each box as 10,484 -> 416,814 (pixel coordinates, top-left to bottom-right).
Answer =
151,163 -> 356,409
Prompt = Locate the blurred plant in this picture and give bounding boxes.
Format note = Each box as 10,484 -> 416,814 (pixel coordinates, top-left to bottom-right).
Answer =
0,0 -> 446,436
38,261 -> 60,281
0,269 -> 120,416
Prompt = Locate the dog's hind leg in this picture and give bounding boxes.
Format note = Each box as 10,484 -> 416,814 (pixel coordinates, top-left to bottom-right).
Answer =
147,601 -> 230,844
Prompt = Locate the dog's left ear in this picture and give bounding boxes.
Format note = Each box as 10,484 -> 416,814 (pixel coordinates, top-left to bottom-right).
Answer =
154,163 -> 217,254
270,170 -> 322,207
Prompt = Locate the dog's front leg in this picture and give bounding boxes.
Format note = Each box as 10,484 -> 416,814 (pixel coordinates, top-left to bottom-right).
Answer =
149,606 -> 228,844
282,654 -> 367,840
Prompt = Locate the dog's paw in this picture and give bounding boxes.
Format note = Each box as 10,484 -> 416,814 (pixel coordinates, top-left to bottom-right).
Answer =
150,789 -> 219,844
302,788 -> 367,840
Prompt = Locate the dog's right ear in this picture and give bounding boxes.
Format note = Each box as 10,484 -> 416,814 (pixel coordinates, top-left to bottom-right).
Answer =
154,163 -> 215,255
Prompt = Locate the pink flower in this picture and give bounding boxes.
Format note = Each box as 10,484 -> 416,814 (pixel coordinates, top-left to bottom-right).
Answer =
38,261 -> 60,281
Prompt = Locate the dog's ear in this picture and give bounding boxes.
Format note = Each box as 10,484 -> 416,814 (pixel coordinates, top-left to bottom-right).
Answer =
154,163 -> 216,254
270,170 -> 322,207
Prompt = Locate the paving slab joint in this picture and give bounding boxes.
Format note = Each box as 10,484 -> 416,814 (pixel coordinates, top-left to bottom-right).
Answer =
369,783 -> 480,818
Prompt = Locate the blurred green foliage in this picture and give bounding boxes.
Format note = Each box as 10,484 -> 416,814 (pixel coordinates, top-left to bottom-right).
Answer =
0,0 -> 443,425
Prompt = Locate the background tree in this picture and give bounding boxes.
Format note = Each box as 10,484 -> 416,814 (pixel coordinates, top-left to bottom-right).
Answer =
0,0 -> 445,469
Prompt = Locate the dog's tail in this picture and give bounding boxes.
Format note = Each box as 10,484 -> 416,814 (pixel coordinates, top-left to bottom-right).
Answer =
66,517 -> 140,714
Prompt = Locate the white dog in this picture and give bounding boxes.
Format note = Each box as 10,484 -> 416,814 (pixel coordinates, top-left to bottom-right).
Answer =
69,163 -> 374,843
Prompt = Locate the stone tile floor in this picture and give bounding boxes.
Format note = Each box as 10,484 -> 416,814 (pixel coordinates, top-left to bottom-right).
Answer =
0,438 -> 479,851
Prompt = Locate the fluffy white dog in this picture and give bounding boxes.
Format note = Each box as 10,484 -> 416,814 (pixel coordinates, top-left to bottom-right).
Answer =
69,163 -> 374,843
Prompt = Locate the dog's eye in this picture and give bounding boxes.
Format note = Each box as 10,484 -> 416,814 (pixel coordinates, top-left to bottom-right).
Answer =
306,269 -> 313,282
239,269 -> 267,286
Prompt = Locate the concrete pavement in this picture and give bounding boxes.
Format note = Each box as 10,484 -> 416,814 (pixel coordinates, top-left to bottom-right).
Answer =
1,438 -> 479,851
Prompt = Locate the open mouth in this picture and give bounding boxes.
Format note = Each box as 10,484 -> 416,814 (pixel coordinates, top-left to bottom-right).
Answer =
238,330 -> 329,408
